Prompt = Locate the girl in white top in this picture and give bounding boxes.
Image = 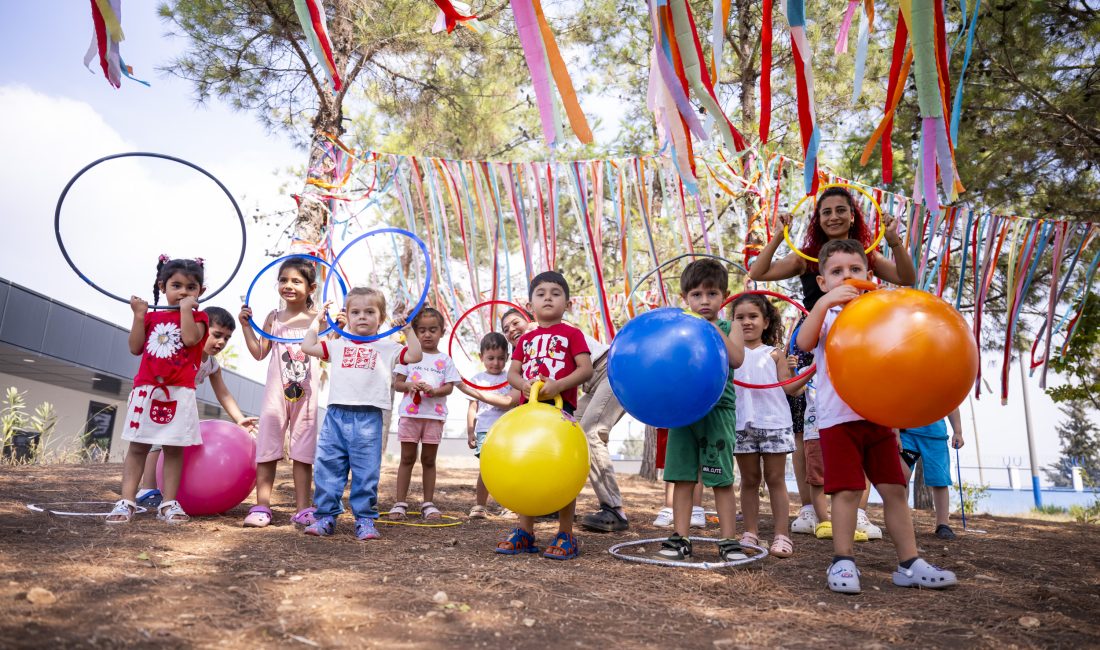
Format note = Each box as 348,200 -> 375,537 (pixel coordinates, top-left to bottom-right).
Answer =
731,294 -> 810,558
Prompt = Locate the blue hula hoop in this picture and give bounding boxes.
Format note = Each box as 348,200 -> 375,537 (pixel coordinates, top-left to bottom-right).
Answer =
245,254 -> 349,343
322,228 -> 432,343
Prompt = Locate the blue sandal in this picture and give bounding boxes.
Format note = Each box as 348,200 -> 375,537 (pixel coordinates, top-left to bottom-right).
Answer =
542,532 -> 580,560
496,528 -> 539,555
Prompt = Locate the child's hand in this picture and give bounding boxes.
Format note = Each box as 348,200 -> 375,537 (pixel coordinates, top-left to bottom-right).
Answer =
786,354 -> 799,371
883,214 -> 902,247
951,432 -> 965,450
776,211 -> 792,230
822,283 -> 861,308
237,417 -> 259,435
538,378 -> 563,400
179,296 -> 199,312
467,431 -> 477,449
131,296 -> 149,317
415,381 -> 433,394
238,304 -> 252,326
316,300 -> 334,326
517,379 -> 533,398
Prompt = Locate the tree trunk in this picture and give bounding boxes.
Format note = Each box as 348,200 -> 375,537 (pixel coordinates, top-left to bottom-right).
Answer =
640,425 -> 658,481
913,459 -> 934,510
734,0 -> 757,129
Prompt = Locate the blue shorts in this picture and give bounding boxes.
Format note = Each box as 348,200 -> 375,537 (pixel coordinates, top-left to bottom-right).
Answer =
898,431 -> 951,487
474,430 -> 488,458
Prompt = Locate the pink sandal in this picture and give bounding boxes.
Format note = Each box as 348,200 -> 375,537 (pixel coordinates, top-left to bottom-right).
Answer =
292,507 -> 317,527
243,505 -> 272,528
770,534 -> 794,558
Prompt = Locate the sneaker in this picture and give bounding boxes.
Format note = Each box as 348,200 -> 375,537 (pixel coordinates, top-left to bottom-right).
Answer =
580,505 -> 629,533
469,505 -> 489,519
652,507 -> 674,528
856,509 -> 883,540
791,504 -> 818,535
355,517 -> 381,540
814,521 -> 869,542
934,524 -> 957,540
717,538 -> 748,561
892,558 -> 957,589
303,515 -> 336,537
690,506 -> 706,529
657,534 -> 692,560
827,559 -> 862,594
136,489 -> 162,509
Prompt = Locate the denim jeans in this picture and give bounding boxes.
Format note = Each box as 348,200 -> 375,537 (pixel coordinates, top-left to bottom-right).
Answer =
313,405 -> 383,519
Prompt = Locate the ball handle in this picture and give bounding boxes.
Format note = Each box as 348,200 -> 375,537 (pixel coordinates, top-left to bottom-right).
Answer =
528,380 -> 564,410
844,278 -> 879,292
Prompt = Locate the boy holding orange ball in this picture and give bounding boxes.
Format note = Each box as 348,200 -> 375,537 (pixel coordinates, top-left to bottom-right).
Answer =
796,239 -> 957,594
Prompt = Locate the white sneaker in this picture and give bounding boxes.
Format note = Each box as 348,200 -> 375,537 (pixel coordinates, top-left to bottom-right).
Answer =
791,504 -> 818,535
690,506 -> 706,529
856,509 -> 883,540
652,507 -> 673,528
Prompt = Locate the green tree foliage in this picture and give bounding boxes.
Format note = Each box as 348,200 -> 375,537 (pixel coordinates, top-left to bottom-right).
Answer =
1042,401 -> 1100,487
1047,294 -> 1100,409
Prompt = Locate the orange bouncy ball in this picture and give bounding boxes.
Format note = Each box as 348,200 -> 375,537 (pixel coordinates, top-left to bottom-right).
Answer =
825,282 -> 978,429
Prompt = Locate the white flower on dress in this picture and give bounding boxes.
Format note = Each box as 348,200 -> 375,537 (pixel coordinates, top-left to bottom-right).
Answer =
146,322 -> 183,359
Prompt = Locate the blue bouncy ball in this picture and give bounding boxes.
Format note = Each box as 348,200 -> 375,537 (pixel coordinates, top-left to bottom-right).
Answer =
607,307 -> 729,428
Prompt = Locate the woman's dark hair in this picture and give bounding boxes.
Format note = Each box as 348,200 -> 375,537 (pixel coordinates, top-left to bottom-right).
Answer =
203,306 -> 236,331
278,257 -> 318,308
730,293 -> 784,347
800,186 -> 875,273
499,307 -> 531,329
153,257 -> 204,306
412,307 -> 445,330
480,332 -> 509,355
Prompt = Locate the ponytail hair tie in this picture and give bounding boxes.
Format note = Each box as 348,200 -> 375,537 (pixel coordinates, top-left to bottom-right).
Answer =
194,257 -> 205,267
158,254 -> 170,264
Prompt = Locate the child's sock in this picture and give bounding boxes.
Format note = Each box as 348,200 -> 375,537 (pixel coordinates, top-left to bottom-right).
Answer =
137,488 -> 156,499
898,556 -> 918,569
832,555 -> 856,565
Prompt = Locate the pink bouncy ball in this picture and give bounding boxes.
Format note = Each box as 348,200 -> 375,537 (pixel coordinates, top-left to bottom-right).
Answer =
156,419 -> 256,516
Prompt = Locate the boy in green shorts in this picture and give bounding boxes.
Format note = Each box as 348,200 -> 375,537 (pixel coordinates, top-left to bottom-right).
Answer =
658,259 -> 748,561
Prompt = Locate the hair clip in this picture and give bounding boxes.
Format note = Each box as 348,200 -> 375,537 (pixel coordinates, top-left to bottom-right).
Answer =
158,254 -> 170,264
194,257 -> 205,267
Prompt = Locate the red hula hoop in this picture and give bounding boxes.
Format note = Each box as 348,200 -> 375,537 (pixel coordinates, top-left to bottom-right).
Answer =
721,289 -> 817,390
448,299 -> 530,390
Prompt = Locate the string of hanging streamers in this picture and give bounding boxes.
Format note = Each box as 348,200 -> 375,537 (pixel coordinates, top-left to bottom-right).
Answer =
286,133 -> 1097,409
83,0 -> 149,88
779,0 -> 820,195
292,0 -> 343,91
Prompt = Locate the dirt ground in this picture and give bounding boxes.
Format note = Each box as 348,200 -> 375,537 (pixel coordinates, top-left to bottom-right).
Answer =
1,463 -> 1098,649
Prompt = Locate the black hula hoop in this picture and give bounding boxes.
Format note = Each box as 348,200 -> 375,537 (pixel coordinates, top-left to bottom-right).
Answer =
625,253 -> 756,309
54,152 -> 247,309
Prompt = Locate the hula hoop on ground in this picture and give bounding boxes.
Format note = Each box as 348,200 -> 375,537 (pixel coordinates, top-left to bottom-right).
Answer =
720,289 -> 817,390
321,228 -> 432,343
244,254 -> 349,343
782,182 -> 886,264
625,253 -> 756,310
375,511 -> 463,527
26,501 -> 150,517
54,152 -> 247,309
447,300 -> 530,390
608,537 -> 769,570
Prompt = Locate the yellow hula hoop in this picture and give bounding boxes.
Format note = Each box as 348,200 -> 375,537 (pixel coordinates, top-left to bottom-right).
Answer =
782,182 -> 887,263
376,511 -> 464,527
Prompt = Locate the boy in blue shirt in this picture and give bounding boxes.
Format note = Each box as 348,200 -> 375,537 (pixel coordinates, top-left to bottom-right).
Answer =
900,408 -> 965,539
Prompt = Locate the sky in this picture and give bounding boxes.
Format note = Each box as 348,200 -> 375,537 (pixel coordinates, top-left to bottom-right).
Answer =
0,1 -> 1082,486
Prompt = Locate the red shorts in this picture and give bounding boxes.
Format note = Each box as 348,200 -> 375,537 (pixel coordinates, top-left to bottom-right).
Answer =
803,439 -> 824,487
820,420 -> 905,495
655,428 -> 669,470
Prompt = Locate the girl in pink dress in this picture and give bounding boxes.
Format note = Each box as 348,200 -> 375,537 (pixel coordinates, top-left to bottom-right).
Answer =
107,257 -> 209,524
238,258 -> 321,527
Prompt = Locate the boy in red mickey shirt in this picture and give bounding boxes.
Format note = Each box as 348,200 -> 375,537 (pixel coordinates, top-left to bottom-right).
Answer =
496,271 -> 593,560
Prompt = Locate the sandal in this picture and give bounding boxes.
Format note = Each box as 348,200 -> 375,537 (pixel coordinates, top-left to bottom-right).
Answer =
389,502 -> 408,521
105,499 -> 136,525
739,531 -> 760,548
542,532 -> 580,560
580,505 -> 629,533
292,507 -> 317,527
495,528 -> 539,555
156,500 -> 190,524
421,502 -> 442,520
657,534 -> 692,560
770,534 -> 793,558
468,505 -> 489,519
243,505 -> 273,528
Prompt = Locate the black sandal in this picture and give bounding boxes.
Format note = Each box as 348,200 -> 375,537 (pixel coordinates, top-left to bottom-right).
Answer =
580,505 -> 629,533
658,534 -> 692,560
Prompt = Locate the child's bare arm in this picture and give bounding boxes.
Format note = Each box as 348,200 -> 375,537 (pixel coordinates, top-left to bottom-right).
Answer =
782,354 -> 813,395
238,305 -> 272,360
507,359 -> 532,397
128,296 -> 148,355
392,373 -> 414,393
466,401 -> 478,448
429,382 -> 455,398
300,303 -> 330,358
178,297 -> 206,347
209,370 -> 258,430
796,284 -> 860,352
721,320 -> 745,369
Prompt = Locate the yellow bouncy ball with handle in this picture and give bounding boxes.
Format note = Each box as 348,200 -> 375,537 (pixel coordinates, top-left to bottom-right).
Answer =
479,381 -> 590,516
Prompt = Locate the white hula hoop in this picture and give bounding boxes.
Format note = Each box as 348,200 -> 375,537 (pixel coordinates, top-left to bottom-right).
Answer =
608,536 -> 769,569
26,501 -> 150,517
